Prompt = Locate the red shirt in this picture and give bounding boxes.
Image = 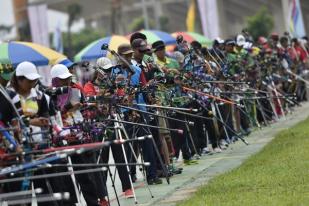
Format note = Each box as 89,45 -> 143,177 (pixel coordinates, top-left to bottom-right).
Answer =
294,45 -> 308,63
72,82 -> 85,94
83,81 -> 98,96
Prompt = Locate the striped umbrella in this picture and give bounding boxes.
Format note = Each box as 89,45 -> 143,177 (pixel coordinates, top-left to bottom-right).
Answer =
74,35 -> 129,62
0,41 -> 66,67
128,30 -> 176,45
171,31 -> 213,46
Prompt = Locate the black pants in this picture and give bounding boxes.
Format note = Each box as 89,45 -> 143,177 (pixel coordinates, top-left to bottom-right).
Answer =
168,113 -> 191,160
71,152 -> 107,206
186,115 -> 204,155
217,104 -> 234,141
100,140 -> 131,192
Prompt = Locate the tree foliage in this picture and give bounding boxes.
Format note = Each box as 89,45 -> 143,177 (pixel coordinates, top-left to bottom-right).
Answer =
67,3 -> 82,59
246,6 -> 274,41
128,17 -> 155,32
62,28 -> 105,58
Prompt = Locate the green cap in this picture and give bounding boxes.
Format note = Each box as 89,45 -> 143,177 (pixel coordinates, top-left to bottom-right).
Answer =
0,64 -> 14,81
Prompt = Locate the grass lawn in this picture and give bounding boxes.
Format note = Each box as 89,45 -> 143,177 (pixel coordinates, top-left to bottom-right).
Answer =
177,118 -> 309,206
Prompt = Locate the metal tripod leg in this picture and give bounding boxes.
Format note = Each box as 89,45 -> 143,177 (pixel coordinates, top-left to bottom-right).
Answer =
67,156 -> 83,206
256,98 -> 269,126
116,117 -> 154,199
138,113 -> 171,184
114,114 -> 138,204
184,118 -> 200,159
214,103 -> 231,143
96,134 -> 119,206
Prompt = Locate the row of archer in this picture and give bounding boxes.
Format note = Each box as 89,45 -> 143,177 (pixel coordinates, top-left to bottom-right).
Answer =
0,31 -> 308,206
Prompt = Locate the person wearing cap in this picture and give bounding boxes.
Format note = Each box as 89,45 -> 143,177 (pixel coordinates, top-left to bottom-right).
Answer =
87,45 -> 138,198
50,64 -> 85,118
50,64 -> 109,205
280,36 -> 297,64
83,57 -> 114,97
8,61 -> 50,129
212,38 -> 226,61
168,75 -> 199,165
130,39 -> 165,184
269,32 -> 280,50
56,58 -> 81,84
111,44 -> 142,85
224,39 -> 239,76
5,62 -> 69,204
0,64 -> 14,87
235,35 -> 258,128
118,43 -> 166,185
131,38 -> 159,85
152,40 -> 180,78
0,64 -> 24,196
0,64 -> 19,132
223,39 -> 245,140
235,34 -> 254,71
0,63 -> 22,152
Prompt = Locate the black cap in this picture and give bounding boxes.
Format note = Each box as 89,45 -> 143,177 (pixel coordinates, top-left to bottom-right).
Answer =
132,38 -> 148,52
225,39 -> 236,46
130,32 -> 147,45
152,40 -> 165,52
191,41 -> 202,50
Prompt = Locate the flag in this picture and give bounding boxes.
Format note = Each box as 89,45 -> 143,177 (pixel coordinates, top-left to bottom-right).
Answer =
53,21 -> 63,53
287,0 -> 306,37
27,4 -> 49,47
197,0 -> 220,39
186,0 -> 196,32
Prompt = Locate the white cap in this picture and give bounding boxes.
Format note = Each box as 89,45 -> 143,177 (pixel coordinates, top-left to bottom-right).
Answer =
51,64 -> 72,79
96,57 -> 113,70
16,61 -> 41,80
243,42 -> 253,49
215,37 -> 224,44
236,34 -> 246,46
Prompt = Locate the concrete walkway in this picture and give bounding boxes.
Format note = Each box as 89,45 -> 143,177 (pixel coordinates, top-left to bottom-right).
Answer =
106,102 -> 309,206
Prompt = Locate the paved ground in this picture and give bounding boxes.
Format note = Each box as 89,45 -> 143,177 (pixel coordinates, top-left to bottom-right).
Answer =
105,102 -> 309,206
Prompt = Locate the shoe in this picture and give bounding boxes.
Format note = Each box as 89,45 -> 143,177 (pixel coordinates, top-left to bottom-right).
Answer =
184,159 -> 198,165
168,165 -> 182,175
219,140 -> 227,150
147,177 -> 163,185
202,147 -> 211,155
242,128 -> 251,136
99,198 -> 109,206
213,147 -> 222,153
124,189 -> 134,199
231,136 -> 238,142
157,170 -> 173,178
220,139 -> 229,147
220,144 -> 227,150
131,174 -> 137,183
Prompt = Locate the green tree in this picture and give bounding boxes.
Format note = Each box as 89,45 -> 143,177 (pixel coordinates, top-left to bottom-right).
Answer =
246,6 -> 274,41
0,24 -> 12,40
128,17 -> 155,32
159,16 -> 170,32
67,3 -> 82,59
62,28 -> 105,58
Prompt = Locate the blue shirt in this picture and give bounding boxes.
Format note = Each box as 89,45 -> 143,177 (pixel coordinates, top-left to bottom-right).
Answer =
111,65 -> 146,111
111,65 -> 141,86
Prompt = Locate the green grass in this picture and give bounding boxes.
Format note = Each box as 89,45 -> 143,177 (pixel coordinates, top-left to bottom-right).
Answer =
178,118 -> 309,206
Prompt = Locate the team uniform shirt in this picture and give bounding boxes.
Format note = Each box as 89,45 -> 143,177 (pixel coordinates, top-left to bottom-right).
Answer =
7,87 -> 50,142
